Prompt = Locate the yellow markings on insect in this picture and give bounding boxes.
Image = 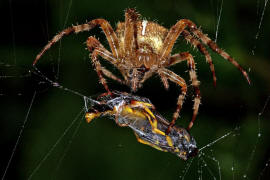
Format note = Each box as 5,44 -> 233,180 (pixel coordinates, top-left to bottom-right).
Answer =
174,148 -> 180,152
85,112 -> 101,123
166,135 -> 174,148
153,128 -> 166,136
121,105 -> 148,119
143,106 -> 155,119
135,133 -> 165,152
143,111 -> 165,136
121,106 -> 133,113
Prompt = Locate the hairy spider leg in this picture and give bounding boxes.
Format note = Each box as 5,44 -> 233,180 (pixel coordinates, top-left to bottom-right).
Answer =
91,49 -> 112,93
167,52 -> 201,130
124,8 -> 139,56
139,68 -> 158,84
159,73 -> 170,90
86,36 -> 125,85
33,19 -> 120,65
160,19 -> 198,60
181,30 -> 217,86
158,68 -> 187,134
190,27 -> 251,84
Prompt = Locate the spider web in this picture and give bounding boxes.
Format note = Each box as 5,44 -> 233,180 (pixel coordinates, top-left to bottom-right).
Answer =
1,0 -> 270,179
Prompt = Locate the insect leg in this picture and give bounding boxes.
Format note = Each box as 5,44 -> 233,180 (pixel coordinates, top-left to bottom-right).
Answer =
85,112 -> 102,123
85,108 -> 114,123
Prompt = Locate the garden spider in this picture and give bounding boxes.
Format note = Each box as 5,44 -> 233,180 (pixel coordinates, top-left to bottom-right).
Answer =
33,8 -> 250,132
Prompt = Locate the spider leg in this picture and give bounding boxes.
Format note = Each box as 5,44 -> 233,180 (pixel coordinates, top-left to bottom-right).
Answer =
158,68 -> 187,134
181,30 -> 217,86
190,27 -> 250,84
33,19 -> 120,65
159,73 -> 170,90
160,19 -> 197,60
91,46 -> 117,94
124,8 -> 139,56
139,69 -> 155,85
86,36 -> 125,85
167,52 -> 201,130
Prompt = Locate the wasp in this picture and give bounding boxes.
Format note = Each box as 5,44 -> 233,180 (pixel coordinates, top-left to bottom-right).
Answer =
85,91 -> 198,160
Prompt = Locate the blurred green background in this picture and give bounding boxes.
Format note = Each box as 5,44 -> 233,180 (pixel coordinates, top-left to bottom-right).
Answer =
0,0 -> 270,179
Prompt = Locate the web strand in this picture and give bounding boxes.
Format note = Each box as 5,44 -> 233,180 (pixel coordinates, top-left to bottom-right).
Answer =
199,131 -> 233,152
252,0 -> 269,55
242,96 -> 269,178
27,109 -> 84,180
56,0 -> 73,80
32,66 -> 98,105
214,0 -> 223,43
51,116 -> 83,179
1,91 -> 36,180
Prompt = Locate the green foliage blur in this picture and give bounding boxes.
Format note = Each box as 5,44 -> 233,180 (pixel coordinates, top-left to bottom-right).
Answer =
0,0 -> 269,179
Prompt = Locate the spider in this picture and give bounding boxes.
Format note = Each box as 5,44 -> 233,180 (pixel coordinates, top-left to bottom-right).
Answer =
33,8 -> 250,132
85,91 -> 198,160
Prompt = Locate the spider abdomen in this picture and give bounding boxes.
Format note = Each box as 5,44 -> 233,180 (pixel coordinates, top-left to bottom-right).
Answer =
116,20 -> 168,55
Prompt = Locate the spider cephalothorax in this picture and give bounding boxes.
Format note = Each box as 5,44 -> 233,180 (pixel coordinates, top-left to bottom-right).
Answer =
33,8 -> 250,132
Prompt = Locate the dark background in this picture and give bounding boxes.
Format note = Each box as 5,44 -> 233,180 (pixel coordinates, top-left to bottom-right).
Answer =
0,0 -> 270,179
